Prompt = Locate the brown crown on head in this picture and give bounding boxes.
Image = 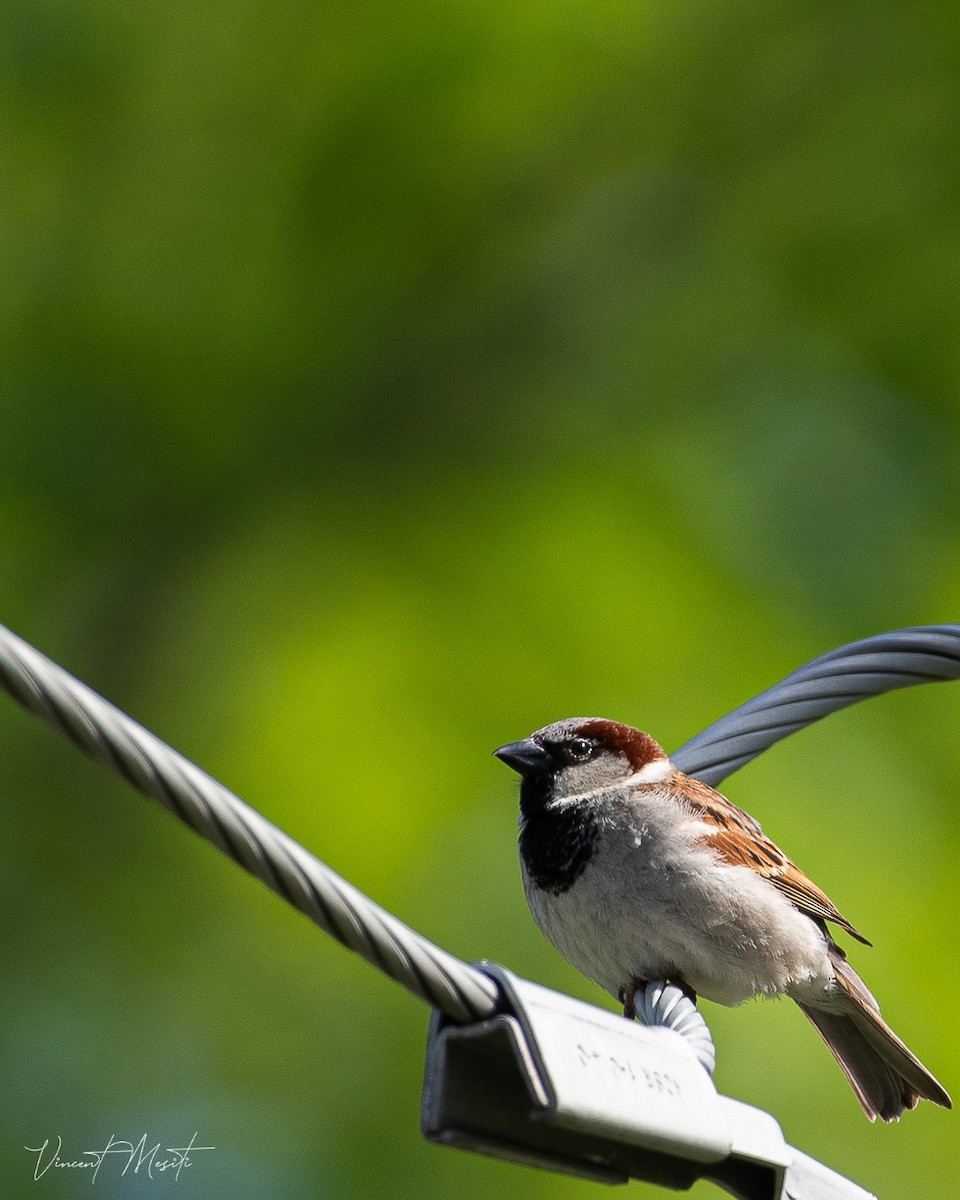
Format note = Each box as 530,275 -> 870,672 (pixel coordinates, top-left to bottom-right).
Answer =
577,719 -> 668,771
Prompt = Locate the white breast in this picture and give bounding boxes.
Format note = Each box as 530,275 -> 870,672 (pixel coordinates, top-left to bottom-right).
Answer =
523,792 -> 832,1007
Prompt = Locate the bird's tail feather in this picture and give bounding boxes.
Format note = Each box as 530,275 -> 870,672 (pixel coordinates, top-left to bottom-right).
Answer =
798,953 -> 951,1122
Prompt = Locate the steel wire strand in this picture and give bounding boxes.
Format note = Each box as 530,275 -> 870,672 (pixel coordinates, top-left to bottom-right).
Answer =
671,625 -> 960,786
632,982 -> 717,1076
0,623 -> 498,1023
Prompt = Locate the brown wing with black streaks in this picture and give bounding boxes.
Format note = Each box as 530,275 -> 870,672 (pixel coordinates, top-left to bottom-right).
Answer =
674,770 -> 870,945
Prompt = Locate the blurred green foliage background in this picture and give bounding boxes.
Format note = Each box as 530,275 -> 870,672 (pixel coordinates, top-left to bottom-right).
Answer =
2,1 -> 959,1196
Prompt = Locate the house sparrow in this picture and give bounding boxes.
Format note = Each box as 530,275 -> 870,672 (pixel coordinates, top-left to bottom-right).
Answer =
494,717 -> 951,1122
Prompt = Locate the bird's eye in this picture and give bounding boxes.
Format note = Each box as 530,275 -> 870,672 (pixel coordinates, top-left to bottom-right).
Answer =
566,737 -> 593,762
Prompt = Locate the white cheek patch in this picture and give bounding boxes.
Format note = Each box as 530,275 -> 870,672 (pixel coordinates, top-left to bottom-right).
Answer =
625,757 -> 672,785
545,756 -> 673,810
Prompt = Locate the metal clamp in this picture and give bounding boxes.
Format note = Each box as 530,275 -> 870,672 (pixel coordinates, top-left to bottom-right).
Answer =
421,964 -> 876,1199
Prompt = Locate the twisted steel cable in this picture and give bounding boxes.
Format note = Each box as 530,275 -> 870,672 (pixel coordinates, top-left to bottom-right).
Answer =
0,623 -> 498,1023
1,621 -> 958,1045
672,624 -> 960,786
632,982 -> 717,1075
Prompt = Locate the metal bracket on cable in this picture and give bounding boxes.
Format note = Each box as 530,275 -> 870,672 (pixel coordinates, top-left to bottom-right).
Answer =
422,964 -> 875,1199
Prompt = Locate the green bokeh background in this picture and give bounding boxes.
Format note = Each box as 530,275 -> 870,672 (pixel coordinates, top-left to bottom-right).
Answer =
2,2 -> 959,1196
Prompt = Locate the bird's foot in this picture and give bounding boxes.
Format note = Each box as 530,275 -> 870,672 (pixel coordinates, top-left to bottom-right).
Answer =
618,978 -> 648,1019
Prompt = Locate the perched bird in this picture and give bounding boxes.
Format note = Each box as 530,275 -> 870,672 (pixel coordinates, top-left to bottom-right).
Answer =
494,717 -> 951,1122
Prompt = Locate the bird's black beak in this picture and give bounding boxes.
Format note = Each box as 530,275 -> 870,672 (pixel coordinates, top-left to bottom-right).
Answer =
493,736 -> 550,777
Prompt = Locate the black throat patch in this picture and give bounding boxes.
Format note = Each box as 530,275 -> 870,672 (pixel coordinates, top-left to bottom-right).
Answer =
518,777 -> 598,895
